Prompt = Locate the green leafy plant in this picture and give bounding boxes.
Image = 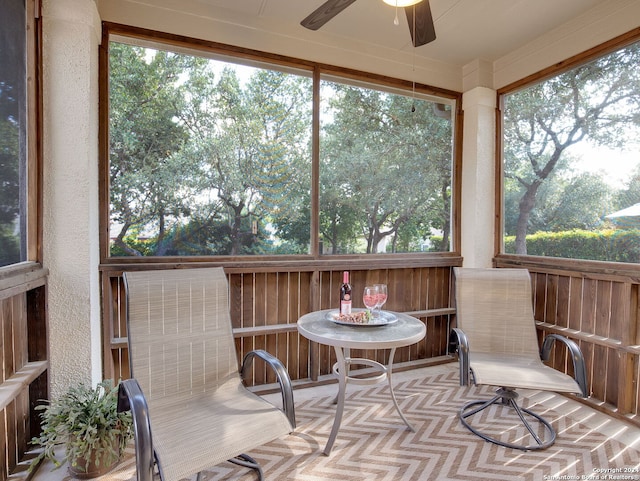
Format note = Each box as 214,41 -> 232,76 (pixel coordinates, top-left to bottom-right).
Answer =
30,379 -> 133,477
504,228 -> 640,263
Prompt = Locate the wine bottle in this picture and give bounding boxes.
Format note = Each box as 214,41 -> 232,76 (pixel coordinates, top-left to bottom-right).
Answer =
340,271 -> 352,315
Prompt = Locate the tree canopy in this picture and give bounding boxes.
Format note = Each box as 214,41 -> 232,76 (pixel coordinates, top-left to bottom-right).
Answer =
108,42 -> 454,257
503,41 -> 640,254
0,2 -> 26,267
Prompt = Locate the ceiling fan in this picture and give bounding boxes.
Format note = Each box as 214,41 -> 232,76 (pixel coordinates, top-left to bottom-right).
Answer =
301,0 -> 436,47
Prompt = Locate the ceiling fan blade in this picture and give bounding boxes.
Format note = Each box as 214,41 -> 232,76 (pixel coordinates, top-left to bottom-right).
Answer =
405,0 -> 436,47
301,0 -> 358,31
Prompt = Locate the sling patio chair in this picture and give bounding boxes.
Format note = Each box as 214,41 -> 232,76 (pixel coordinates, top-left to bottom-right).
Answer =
449,267 -> 588,450
117,267 -> 296,481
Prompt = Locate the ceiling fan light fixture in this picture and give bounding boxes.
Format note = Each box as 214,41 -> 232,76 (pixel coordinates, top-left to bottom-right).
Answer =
301,0 -> 435,47
382,0 -> 422,7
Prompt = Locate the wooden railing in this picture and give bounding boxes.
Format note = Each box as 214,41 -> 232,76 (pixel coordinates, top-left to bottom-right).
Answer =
0,263 -> 48,480
496,255 -> 640,426
101,254 -> 640,428
100,257 -> 462,388
2,256 -> 635,474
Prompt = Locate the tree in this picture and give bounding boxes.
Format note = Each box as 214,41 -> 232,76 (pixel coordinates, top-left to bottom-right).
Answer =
530,171 -> 613,232
109,43 -> 313,257
108,42 -> 453,257
320,82 -> 452,253
109,44 -> 200,255
181,66 -> 312,255
504,161 -> 615,235
503,42 -> 640,254
0,92 -> 21,266
614,163 -> 640,210
0,18 -> 24,267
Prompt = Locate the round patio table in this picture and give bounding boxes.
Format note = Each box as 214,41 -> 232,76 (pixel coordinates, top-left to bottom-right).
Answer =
297,309 -> 426,455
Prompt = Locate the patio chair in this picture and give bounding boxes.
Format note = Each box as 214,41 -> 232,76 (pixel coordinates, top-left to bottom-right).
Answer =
449,267 -> 588,450
117,267 -> 296,481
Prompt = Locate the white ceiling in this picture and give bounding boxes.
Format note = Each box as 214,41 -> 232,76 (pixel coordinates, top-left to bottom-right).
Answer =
190,0 -> 605,68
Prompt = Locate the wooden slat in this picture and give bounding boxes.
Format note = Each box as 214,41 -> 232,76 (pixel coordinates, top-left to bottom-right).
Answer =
2,298 -> 15,382
264,272 -> 278,383
605,347 -> 619,407
556,275 -> 570,329
29,371 -> 48,439
503,256 -> 639,422
536,321 -> 629,353
105,261 -> 640,424
101,273 -> 115,381
0,265 -> 47,302
105,265 -> 456,386
16,389 -> 28,461
27,286 -> 47,363
0,361 -> 48,413
568,275 -> 583,332
276,273 -> 290,381
595,280 -> 612,338
5,401 -> 16,479
0,299 -> 5,385
1,408 -> 6,481
545,273 -> 558,325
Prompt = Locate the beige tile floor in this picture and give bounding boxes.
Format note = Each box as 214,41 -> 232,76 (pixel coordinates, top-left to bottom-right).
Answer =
22,364 -> 640,481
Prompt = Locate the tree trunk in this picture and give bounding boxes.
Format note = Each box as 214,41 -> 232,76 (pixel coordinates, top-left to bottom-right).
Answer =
515,181 -> 541,254
230,204 -> 244,256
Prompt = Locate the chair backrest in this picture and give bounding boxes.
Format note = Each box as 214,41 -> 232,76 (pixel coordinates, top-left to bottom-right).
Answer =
454,267 -> 540,358
124,267 -> 238,403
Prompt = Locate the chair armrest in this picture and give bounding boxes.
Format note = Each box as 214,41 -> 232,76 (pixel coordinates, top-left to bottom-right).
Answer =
541,334 -> 588,398
449,328 -> 470,387
118,379 -> 155,481
241,349 -> 296,430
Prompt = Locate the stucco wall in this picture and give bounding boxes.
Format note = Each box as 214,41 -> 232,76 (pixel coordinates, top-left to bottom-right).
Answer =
461,87 -> 497,268
42,0 -> 102,397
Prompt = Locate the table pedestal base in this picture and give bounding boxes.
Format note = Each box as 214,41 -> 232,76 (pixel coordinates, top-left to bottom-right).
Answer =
324,347 -> 415,455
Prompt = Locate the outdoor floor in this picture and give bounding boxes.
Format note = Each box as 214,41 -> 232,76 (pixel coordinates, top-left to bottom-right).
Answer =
24,363 -> 640,481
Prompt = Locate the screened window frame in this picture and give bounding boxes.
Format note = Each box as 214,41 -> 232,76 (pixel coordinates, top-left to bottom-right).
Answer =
0,0 -> 42,273
99,23 -> 463,266
495,27 -> 640,268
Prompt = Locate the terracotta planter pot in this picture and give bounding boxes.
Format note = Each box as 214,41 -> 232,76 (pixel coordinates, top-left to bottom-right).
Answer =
67,437 -> 121,479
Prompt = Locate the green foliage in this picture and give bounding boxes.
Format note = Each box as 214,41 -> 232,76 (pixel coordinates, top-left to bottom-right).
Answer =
109,227 -> 155,256
425,234 -> 447,252
319,81 -> 453,253
0,226 -> 20,266
503,41 -> 640,254
504,168 -> 615,236
0,105 -> 20,223
0,51 -> 23,267
504,229 -> 640,263
614,163 -> 640,211
162,215 -> 264,255
30,380 -> 133,474
109,44 -> 201,256
108,42 -> 454,257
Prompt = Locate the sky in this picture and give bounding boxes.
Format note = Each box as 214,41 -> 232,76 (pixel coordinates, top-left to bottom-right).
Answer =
568,143 -> 639,190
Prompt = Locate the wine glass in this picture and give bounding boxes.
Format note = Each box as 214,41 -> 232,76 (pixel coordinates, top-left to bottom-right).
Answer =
374,283 -> 387,317
362,285 -> 379,318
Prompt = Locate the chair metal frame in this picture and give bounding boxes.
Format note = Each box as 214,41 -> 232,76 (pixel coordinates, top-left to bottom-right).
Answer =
116,268 -> 296,481
450,267 -> 588,451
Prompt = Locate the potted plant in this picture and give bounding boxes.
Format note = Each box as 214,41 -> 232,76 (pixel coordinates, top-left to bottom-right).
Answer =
30,379 -> 133,479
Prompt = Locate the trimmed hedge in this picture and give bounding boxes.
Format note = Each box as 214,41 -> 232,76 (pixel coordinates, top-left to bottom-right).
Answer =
504,229 -> 640,263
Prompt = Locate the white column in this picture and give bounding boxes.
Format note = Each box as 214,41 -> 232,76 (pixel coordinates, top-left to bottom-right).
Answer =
42,0 -> 102,397
460,86 -> 496,268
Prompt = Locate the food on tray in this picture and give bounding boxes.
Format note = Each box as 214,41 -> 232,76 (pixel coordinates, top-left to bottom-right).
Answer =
333,310 -> 372,324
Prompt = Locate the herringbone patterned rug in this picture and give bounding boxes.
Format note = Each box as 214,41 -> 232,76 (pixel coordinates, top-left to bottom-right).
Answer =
61,365 -> 640,481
